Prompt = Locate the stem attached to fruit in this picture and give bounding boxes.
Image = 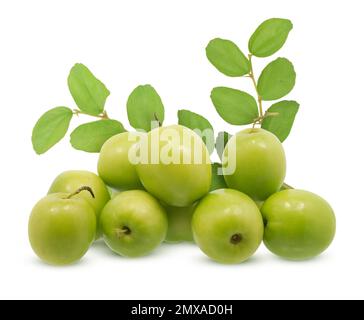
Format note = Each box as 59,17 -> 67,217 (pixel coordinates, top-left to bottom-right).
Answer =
282,183 -> 294,190
66,186 -> 95,199
252,111 -> 280,128
73,109 -> 110,120
115,226 -> 131,238
248,54 -> 264,120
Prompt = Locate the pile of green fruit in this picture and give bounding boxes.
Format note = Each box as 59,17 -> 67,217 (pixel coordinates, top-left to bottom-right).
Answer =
29,18 -> 336,266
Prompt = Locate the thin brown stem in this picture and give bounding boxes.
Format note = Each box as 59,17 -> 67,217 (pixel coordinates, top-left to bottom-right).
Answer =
66,186 -> 95,199
282,183 -> 294,190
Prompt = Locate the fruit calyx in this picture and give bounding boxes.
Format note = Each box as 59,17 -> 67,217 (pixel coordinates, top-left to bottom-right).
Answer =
230,233 -> 243,245
66,186 -> 95,199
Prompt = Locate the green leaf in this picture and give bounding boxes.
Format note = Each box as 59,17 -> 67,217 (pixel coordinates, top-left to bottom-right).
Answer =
206,38 -> 250,77
177,109 -> 215,154
257,58 -> 296,101
127,85 -> 165,131
210,87 -> 259,125
249,18 -> 293,57
68,63 -> 110,116
262,100 -> 299,142
32,107 -> 73,154
210,163 -> 228,191
70,120 -> 126,153
215,131 -> 232,161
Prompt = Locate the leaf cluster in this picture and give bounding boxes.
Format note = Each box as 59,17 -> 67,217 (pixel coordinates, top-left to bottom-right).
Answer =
32,18 -> 299,162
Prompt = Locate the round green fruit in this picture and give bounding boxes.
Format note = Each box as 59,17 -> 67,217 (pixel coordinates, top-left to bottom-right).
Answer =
223,128 -> 286,201
48,170 -> 110,238
261,189 -> 336,260
28,189 -> 96,265
192,189 -> 263,264
98,132 -> 144,190
100,190 -> 168,257
163,203 -> 196,243
136,125 -> 211,207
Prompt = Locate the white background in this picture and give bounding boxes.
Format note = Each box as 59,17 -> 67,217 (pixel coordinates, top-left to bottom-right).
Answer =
0,0 -> 363,300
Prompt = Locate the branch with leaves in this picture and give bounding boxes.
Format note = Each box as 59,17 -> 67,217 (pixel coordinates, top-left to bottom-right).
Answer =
206,17 -> 299,151
32,17 -> 299,160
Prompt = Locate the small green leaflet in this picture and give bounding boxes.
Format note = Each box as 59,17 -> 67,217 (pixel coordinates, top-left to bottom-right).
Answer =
262,100 -> 299,142
127,85 -> 165,132
70,120 -> 125,153
210,163 -> 227,191
249,18 -> 293,57
215,131 -> 231,161
257,58 -> 296,101
32,107 -> 73,154
210,87 -> 258,125
68,63 -> 110,116
206,38 -> 250,77
177,109 -> 214,154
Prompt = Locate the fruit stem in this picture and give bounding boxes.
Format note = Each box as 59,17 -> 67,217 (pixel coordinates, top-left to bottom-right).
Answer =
116,226 -> 131,238
252,111 -> 279,128
153,113 -> 162,127
248,54 -> 264,120
73,109 -> 110,120
282,183 -> 294,190
66,186 -> 95,199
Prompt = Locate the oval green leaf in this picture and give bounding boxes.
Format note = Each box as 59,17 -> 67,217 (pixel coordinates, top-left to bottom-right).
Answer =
206,38 -> 250,77
249,18 -> 293,57
262,100 -> 299,142
210,163 -> 228,191
257,58 -> 296,101
178,109 -> 215,154
32,107 -> 73,154
127,85 -> 165,132
68,63 -> 110,116
215,131 -> 232,161
210,87 -> 258,125
70,120 -> 126,153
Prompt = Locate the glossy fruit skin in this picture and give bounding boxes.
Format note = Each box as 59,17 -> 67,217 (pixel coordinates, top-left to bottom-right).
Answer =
163,203 -> 196,243
136,125 -> 211,207
28,193 -> 96,265
48,170 -> 110,239
192,189 -> 263,264
261,189 -> 336,260
223,128 -> 286,201
98,132 -> 144,190
100,190 -> 168,257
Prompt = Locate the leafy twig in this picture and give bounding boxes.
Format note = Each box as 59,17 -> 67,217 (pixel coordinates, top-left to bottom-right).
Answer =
247,54 -> 263,119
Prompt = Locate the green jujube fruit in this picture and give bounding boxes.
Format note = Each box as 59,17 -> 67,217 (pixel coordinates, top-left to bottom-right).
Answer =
100,190 -> 168,257
48,170 -> 110,239
98,132 -> 144,190
261,189 -> 336,260
192,189 -> 263,264
222,128 -> 286,201
164,204 -> 196,243
28,193 -> 96,265
136,125 -> 211,207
